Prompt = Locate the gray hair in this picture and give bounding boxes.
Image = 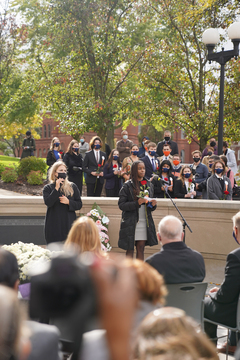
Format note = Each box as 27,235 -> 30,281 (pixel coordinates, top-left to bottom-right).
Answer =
232,212 -> 240,229
164,130 -> 171,136
158,215 -> 183,241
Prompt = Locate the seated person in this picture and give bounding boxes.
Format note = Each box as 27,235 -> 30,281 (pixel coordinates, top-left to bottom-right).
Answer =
141,142 -> 160,180
158,143 -> 173,165
174,165 -> 196,199
207,159 -> 232,200
152,160 -> 175,198
0,248 -> 61,360
171,153 -> 182,177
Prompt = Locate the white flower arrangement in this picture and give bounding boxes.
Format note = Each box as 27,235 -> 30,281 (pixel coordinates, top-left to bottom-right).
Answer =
2,242 -> 52,284
86,203 -> 112,252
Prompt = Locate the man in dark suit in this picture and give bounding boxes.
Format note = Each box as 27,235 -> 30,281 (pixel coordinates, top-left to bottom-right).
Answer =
204,211 -> 240,354
141,142 -> 160,180
156,130 -> 179,157
83,136 -> 106,196
145,215 -> 205,284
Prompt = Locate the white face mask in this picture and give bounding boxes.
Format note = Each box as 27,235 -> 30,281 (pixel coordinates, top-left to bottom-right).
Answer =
123,135 -> 128,140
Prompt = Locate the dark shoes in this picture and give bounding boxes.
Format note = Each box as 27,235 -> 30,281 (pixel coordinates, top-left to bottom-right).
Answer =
217,342 -> 237,355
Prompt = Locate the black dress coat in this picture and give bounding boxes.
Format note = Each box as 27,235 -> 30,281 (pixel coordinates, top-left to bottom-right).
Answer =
141,156 -> 160,180
83,150 -> 106,184
118,179 -> 158,250
204,247 -> 240,328
156,140 -> 179,157
63,152 -> 83,195
43,183 -> 82,244
174,178 -> 196,198
152,174 -> 176,198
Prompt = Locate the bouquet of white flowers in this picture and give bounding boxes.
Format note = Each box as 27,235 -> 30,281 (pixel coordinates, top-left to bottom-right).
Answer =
86,203 -> 112,252
2,242 -> 52,284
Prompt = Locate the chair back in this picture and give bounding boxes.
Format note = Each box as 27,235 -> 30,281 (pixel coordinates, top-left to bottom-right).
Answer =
165,282 -> 208,328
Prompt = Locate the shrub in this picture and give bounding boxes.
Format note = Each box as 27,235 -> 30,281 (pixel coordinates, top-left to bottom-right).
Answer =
0,163 -> 5,176
18,157 -> 47,179
27,170 -> 43,185
1,168 -> 18,183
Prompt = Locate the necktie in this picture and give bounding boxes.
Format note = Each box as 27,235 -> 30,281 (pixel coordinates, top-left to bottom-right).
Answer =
152,159 -> 155,172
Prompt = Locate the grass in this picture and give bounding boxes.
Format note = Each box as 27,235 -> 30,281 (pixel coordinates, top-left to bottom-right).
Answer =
0,155 -> 20,169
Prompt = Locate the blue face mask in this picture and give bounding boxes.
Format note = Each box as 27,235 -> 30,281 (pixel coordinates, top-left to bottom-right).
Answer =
94,144 -> 101,149
80,139 -> 84,143
113,155 -> 119,160
215,168 -> 223,174
131,150 -> 139,156
73,148 -> 79,152
162,167 -> 169,173
123,135 -> 128,140
209,163 -> 213,168
233,230 -> 239,244
184,173 -> 191,178
54,142 -> 60,147
149,150 -> 156,156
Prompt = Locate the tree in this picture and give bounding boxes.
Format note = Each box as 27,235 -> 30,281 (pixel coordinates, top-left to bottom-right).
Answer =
137,0 -> 240,150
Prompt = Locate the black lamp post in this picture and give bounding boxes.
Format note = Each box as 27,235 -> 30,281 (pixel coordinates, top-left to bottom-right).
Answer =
202,23 -> 240,155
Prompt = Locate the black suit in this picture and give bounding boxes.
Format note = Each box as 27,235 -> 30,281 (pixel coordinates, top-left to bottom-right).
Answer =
83,150 -> 106,196
145,242 -> 205,284
141,156 -> 160,180
204,247 -> 240,341
156,140 -> 179,157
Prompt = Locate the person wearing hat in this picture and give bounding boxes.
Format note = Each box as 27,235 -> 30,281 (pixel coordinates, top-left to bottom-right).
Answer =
21,130 -> 36,159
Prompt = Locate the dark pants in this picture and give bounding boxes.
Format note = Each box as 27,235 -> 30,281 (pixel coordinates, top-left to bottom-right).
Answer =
106,188 -> 119,197
87,181 -> 103,197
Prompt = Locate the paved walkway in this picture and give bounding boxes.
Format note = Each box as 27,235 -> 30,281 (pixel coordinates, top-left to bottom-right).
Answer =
0,189 -> 27,197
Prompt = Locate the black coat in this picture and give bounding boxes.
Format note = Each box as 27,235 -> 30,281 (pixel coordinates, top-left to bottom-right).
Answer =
118,179 -> 158,250
46,150 -> 63,167
204,247 -> 240,327
43,183 -> 82,244
21,137 -> 36,159
156,140 -> 178,157
174,178 -> 196,198
83,150 -> 106,184
141,156 -> 160,180
152,174 -> 176,198
145,242 -> 205,284
63,152 -> 83,195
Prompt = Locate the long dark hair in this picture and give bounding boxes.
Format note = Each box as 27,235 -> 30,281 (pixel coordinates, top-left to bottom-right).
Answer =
66,139 -> 79,155
160,160 -> 173,177
131,160 -> 145,199
106,149 -> 121,169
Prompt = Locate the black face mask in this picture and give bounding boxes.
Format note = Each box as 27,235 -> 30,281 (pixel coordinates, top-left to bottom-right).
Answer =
210,141 -> 216,147
57,172 -> 67,179
164,136 -> 170,142
193,157 -> 200,163
207,151 -> 213,156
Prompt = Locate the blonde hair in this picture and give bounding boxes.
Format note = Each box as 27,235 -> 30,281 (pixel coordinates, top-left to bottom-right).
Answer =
179,165 -> 193,185
123,259 -> 167,305
48,161 -> 74,197
50,137 -> 60,150
133,307 -> 218,360
65,216 -> 104,257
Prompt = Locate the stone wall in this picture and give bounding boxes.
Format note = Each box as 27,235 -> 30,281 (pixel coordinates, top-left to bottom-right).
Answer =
0,196 -> 239,261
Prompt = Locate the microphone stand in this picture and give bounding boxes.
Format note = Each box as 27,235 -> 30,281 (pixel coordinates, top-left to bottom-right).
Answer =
164,187 -> 192,243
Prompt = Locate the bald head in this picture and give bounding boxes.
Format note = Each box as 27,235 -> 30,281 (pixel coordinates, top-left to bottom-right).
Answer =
158,216 -> 183,244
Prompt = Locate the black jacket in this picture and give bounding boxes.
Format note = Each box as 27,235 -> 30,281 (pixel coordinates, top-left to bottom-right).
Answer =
152,174 -> 176,198
174,178 -> 196,198
204,247 -> 240,327
21,137 -> 36,159
63,152 -> 83,195
145,242 -> 205,284
43,183 -> 82,244
118,179 -> 158,250
46,150 -> 64,167
156,140 -> 178,157
83,150 -> 106,184
141,156 -> 160,180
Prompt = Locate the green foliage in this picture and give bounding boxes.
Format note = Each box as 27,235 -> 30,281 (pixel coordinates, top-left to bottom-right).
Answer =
27,170 -> 43,185
1,168 -> 18,183
18,157 -> 47,178
0,163 -> 6,176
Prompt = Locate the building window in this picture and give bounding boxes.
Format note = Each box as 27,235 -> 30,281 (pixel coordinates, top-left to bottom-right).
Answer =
138,119 -> 143,133
48,124 -> 51,138
238,150 -> 240,161
44,125 -> 47,138
181,130 -> 185,139
43,148 -> 46,154
39,149 -> 42,158
181,149 -> 185,163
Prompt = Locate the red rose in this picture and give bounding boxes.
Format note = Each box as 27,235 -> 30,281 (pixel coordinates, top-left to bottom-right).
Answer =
164,177 -> 168,181
189,179 -> 192,183
224,190 -> 230,195
141,180 -> 147,185
98,164 -> 101,167
113,164 -> 117,168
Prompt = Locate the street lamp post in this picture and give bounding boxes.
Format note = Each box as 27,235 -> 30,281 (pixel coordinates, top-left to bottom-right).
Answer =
202,23 -> 240,155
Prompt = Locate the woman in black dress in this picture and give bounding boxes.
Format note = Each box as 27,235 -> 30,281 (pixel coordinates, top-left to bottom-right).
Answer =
152,160 -> 175,198
43,161 -> 82,244
103,149 -> 122,197
63,140 -> 83,195
118,160 -> 158,260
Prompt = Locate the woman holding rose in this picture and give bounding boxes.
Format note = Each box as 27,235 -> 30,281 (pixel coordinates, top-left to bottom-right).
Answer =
103,149 -> 122,197
174,165 -> 196,199
118,160 -> 158,260
207,160 -> 232,200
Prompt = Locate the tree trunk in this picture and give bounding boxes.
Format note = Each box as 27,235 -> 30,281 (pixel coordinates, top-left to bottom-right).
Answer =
106,128 -> 114,151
